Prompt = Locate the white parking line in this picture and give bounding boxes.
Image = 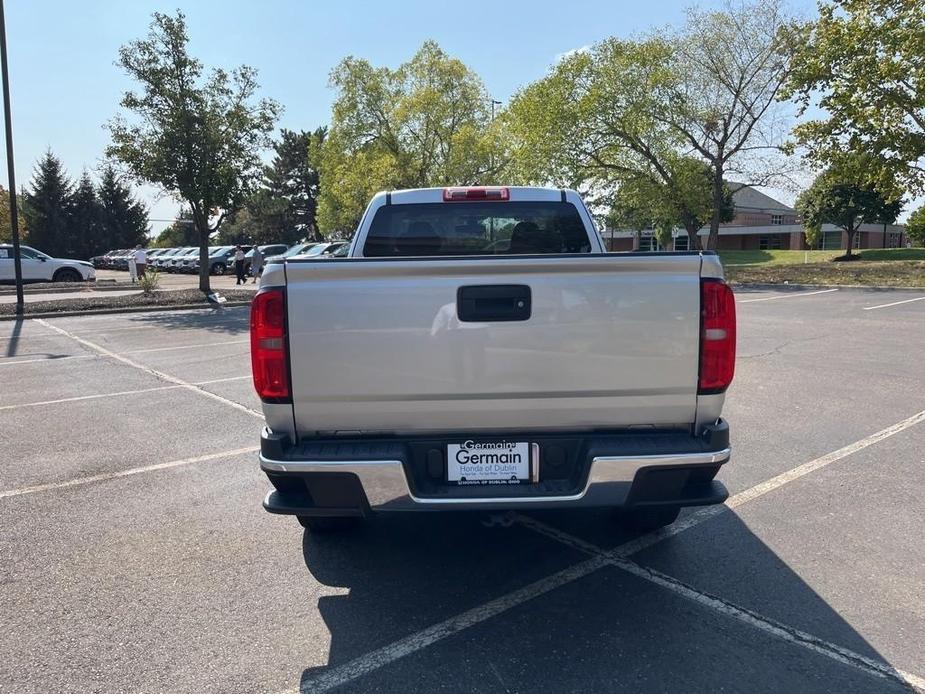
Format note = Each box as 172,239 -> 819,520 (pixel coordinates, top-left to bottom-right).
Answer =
36,319 -> 262,419
738,288 -> 839,303
293,408 -> 925,693
516,515 -> 925,692
0,354 -> 95,367
123,339 -> 249,355
0,446 -> 259,499
0,375 -> 251,412
862,296 -> 925,311
0,339 -> 249,366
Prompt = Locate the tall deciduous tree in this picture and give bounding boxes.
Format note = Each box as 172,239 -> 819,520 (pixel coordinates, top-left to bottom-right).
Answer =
69,171 -> 103,259
666,0 -> 797,248
508,0 -> 796,250
318,41 -> 505,231
98,165 -> 149,250
23,150 -> 73,256
796,157 -> 902,257
107,11 -> 280,292
608,160 -> 734,250
783,0 -> 925,197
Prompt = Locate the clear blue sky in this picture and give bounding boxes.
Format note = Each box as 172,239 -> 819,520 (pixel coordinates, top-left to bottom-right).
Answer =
4,0 -> 823,236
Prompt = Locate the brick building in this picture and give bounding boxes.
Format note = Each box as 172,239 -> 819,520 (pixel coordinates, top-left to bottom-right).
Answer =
603,183 -> 907,252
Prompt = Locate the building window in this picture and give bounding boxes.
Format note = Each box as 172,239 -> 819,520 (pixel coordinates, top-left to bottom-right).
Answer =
770,214 -> 783,225
821,231 -> 842,250
759,235 -> 783,250
673,235 -> 689,251
638,235 -> 661,252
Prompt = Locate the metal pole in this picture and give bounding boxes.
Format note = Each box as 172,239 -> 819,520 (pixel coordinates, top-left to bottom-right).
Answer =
0,0 -> 23,316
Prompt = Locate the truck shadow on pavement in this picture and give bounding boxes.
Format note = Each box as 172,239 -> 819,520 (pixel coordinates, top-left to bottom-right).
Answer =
296,509 -> 912,693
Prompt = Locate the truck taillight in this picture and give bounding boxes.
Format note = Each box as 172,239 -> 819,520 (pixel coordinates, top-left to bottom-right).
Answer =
251,288 -> 290,402
443,186 -> 509,201
699,279 -> 736,394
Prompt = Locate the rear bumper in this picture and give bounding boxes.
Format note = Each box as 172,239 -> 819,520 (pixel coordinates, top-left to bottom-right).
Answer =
260,421 -> 731,516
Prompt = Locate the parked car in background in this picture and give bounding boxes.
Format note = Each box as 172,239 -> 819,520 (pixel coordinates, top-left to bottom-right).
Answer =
319,241 -> 349,258
265,242 -> 322,263
178,246 -> 218,273
328,242 -> 350,257
146,248 -> 171,266
113,249 -> 135,271
163,247 -> 198,272
91,250 -> 118,269
204,245 -> 251,274
0,244 -> 96,283
152,248 -> 184,270
292,241 -> 343,259
186,246 -> 230,274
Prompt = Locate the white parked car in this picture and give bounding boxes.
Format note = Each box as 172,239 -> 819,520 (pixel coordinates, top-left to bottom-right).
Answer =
0,244 -> 96,283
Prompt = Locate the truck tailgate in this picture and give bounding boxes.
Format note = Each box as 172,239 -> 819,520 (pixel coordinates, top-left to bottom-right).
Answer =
285,254 -> 703,435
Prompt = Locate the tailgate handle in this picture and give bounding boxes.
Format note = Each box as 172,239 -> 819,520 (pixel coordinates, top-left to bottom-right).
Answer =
457,285 -> 531,322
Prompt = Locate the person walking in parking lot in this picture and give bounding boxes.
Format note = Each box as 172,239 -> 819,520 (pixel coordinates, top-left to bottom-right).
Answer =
132,245 -> 147,279
251,246 -> 264,284
234,245 -> 246,285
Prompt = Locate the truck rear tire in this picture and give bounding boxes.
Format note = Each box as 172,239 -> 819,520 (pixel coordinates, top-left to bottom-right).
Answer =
621,506 -> 681,532
297,516 -> 360,533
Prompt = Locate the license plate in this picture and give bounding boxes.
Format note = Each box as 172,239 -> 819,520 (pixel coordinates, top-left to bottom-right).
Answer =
447,441 -> 531,485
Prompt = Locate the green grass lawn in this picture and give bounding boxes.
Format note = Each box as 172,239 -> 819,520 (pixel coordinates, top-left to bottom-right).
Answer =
719,248 -> 925,266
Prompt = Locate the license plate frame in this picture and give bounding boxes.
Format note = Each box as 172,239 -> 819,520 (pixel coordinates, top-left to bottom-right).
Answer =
446,440 -> 532,486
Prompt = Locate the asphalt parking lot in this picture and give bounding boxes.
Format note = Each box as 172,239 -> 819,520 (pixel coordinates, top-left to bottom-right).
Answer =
1,286 -> 924,694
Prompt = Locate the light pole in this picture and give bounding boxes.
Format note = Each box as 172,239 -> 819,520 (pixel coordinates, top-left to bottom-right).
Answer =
0,0 -> 23,316
490,99 -> 501,121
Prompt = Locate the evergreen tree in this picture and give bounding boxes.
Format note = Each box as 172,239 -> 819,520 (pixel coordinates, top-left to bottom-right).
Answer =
69,171 -> 103,259
23,150 -> 73,256
223,127 -> 326,244
264,127 -> 325,239
98,165 -> 149,249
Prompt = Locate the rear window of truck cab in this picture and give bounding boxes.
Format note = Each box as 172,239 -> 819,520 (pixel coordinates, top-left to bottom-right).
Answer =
363,201 -> 592,257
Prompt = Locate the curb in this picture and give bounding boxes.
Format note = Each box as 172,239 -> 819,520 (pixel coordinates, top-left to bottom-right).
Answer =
0,301 -> 252,322
729,282 -> 925,291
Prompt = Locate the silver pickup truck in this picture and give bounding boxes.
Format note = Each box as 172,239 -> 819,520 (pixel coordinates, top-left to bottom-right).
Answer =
251,186 -> 736,532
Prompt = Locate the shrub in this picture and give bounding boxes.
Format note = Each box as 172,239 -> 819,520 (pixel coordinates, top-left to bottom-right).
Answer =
138,268 -> 160,295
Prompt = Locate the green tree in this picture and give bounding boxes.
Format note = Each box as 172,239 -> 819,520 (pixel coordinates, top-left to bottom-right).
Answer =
318,41 -> 504,231
796,158 -> 903,257
906,205 -> 925,247
153,209 -> 196,247
98,165 -> 149,250
265,127 -> 325,240
803,223 -> 822,250
107,11 -> 280,292
604,160 -> 733,251
23,150 -> 73,256
508,1 -> 796,250
783,0 -> 925,197
68,171 -> 103,259
0,186 -> 26,244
